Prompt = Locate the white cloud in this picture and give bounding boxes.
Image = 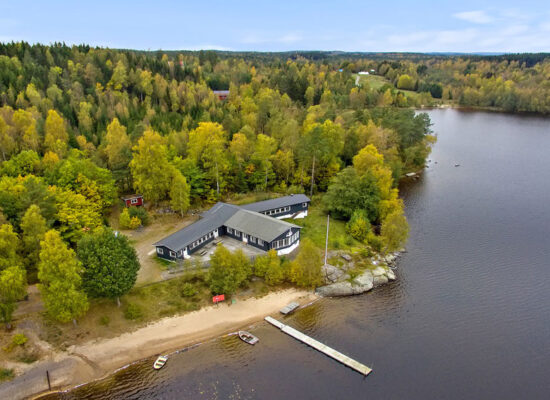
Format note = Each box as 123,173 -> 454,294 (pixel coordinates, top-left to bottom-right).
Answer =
454,10 -> 494,24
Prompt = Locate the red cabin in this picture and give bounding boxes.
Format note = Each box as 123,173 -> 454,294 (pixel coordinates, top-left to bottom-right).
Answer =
122,194 -> 144,207
213,90 -> 230,101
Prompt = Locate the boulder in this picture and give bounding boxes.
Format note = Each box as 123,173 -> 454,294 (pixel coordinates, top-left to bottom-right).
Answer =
373,275 -> 389,286
341,253 -> 352,262
315,270 -> 374,297
353,270 -> 374,288
371,266 -> 387,277
387,269 -> 396,281
322,264 -> 345,283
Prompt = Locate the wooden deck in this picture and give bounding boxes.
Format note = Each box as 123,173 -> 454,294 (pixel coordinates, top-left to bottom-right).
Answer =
264,316 -> 372,376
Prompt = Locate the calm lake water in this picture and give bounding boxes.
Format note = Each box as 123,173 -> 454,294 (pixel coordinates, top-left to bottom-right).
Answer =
45,109 -> 550,399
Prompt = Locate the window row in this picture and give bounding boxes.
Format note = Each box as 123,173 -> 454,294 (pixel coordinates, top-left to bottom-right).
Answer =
264,206 -> 291,216
272,232 -> 299,250
227,227 -> 241,237
190,231 -> 215,249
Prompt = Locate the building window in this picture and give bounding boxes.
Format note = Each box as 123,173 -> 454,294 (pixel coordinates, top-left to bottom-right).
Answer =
235,230 -> 240,237
227,227 -> 233,234
157,247 -> 164,255
131,198 -> 138,204
258,239 -> 264,246
250,236 -> 256,243
302,202 -> 307,208
170,251 -> 176,258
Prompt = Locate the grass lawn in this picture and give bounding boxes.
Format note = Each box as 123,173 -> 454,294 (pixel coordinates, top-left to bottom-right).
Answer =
355,73 -> 421,102
291,198 -> 362,252
355,73 -> 390,90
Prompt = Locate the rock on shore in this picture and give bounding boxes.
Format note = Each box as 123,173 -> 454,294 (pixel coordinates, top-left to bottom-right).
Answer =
316,258 -> 397,297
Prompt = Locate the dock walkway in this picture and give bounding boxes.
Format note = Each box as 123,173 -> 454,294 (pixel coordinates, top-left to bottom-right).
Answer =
264,316 -> 372,376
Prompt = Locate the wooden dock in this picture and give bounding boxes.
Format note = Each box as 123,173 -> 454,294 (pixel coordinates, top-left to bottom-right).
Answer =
264,316 -> 372,376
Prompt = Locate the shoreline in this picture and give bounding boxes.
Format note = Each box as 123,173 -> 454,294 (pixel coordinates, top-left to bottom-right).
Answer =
0,289 -> 316,400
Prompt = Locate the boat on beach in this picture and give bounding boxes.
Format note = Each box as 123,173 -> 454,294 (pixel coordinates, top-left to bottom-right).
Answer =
238,331 -> 259,345
153,355 -> 168,370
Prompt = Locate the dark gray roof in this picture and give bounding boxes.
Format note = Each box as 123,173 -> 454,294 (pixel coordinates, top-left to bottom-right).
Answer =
240,194 -> 310,213
225,209 -> 300,242
154,203 -> 239,251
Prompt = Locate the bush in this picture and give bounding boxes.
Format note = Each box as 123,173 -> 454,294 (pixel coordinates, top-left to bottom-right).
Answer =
128,206 -> 150,226
12,333 -> 28,346
99,316 -> 110,326
124,303 -> 143,320
346,209 -> 371,242
0,368 -> 14,382
180,282 -> 197,297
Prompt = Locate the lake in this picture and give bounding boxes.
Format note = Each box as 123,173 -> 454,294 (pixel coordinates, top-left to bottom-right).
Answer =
45,109 -> 550,399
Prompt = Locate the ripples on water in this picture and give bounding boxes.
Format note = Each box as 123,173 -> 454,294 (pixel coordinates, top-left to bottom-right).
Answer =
43,109 -> 550,399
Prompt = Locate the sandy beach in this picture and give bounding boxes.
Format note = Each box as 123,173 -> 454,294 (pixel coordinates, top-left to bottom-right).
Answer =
0,288 -> 315,400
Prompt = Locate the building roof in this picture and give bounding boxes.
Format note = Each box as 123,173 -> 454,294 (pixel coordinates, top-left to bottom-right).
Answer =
154,203 -> 239,251
213,90 -> 230,95
240,194 -> 310,213
154,200 -> 302,251
224,209 -> 300,242
121,194 -> 143,200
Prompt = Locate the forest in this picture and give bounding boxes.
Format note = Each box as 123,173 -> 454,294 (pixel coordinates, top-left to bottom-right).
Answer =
2,41 -> 510,327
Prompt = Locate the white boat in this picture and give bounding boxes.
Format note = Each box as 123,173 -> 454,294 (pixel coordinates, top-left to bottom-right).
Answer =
153,355 -> 168,370
238,331 -> 259,345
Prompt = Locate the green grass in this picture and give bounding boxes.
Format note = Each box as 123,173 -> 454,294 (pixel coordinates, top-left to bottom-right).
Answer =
291,200 -> 361,252
355,73 -> 390,90
0,368 -> 14,382
355,73 -> 420,101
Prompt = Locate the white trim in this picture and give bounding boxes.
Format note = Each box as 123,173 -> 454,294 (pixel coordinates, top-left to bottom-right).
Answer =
277,240 -> 299,255
157,247 -> 164,255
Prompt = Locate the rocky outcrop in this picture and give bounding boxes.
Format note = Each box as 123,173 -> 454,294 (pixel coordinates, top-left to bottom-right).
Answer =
316,264 -> 397,297
321,263 -> 347,283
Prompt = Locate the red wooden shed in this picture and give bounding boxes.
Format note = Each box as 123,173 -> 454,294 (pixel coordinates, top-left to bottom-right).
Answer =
122,194 -> 144,207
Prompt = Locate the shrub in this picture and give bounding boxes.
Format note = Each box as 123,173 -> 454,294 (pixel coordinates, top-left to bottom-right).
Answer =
346,209 -> 371,242
180,282 -> 197,298
99,316 -> 110,326
124,303 -> 143,320
0,368 -> 14,382
12,333 -> 28,346
128,206 -> 150,226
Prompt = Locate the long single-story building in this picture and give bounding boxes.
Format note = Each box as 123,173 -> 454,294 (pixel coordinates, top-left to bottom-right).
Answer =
154,195 -> 310,261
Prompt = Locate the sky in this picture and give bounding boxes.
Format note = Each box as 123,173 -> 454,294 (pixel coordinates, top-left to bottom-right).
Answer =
1,0 -> 550,52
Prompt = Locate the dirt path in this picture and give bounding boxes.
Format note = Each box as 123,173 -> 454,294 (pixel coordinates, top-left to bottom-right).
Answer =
122,214 -> 199,285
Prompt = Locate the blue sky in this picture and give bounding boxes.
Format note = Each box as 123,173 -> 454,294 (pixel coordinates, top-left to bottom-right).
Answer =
1,1 -> 550,52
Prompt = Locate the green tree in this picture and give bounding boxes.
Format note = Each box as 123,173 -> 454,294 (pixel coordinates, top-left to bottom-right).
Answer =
299,120 -> 344,196
207,246 -> 251,295
0,223 -> 21,270
397,74 -> 415,90
380,210 -> 409,253
346,209 -> 371,242
323,167 -> 381,221
38,230 -> 88,324
104,118 -> 132,171
290,238 -> 323,287
44,110 -> 68,158
20,205 -> 48,278
170,170 -> 191,217
252,134 -> 277,190
50,187 -> 102,243
254,250 -> 284,285
77,229 -> 140,306
187,122 -> 229,197
119,208 -> 141,229
0,265 -> 27,328
129,129 -> 173,204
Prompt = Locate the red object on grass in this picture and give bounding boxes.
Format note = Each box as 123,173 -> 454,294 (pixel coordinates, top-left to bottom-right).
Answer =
212,294 -> 225,303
